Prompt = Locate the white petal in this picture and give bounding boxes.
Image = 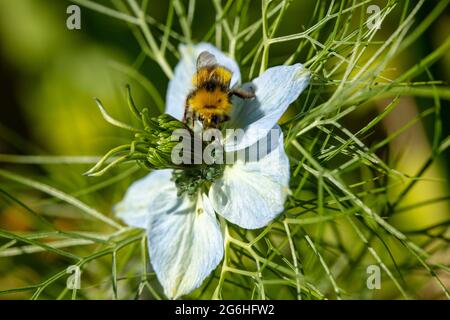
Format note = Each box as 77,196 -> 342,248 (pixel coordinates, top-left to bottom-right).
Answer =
148,192 -> 224,299
224,64 -> 309,152
165,42 -> 241,120
210,128 -> 290,229
114,169 -> 174,229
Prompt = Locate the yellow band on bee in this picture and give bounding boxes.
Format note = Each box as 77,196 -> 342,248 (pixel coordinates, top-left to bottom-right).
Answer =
192,67 -> 232,87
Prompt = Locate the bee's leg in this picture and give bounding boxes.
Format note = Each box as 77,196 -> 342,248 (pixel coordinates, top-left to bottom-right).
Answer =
211,115 -> 220,126
230,86 -> 256,99
182,105 -> 189,123
220,115 -> 230,123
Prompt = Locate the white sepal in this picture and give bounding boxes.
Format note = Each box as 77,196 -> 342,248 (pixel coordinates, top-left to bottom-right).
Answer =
224,64 -> 309,152
210,128 -> 290,229
147,192 -> 224,299
114,169 -> 174,229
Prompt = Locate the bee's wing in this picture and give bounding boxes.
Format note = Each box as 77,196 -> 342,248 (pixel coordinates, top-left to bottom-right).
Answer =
196,51 -> 217,69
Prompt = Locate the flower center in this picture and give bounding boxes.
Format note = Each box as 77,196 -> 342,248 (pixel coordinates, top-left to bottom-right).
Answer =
171,165 -> 224,197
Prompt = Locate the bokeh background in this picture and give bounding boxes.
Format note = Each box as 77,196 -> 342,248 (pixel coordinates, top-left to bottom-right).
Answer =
0,0 -> 449,299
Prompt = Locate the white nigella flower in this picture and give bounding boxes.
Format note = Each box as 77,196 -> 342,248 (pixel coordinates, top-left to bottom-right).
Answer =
115,42 -> 310,299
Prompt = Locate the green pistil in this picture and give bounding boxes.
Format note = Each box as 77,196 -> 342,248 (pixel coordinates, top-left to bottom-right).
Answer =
86,85 -> 222,177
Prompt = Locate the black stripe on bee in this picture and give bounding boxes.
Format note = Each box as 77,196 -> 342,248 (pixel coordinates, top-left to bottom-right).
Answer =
203,81 -> 217,92
200,81 -> 229,93
227,93 -> 232,104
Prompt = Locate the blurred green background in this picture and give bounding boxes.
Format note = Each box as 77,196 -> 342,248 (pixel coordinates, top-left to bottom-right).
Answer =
0,0 -> 449,299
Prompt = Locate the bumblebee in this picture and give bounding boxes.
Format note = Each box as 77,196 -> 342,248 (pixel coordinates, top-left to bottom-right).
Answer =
183,51 -> 255,128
